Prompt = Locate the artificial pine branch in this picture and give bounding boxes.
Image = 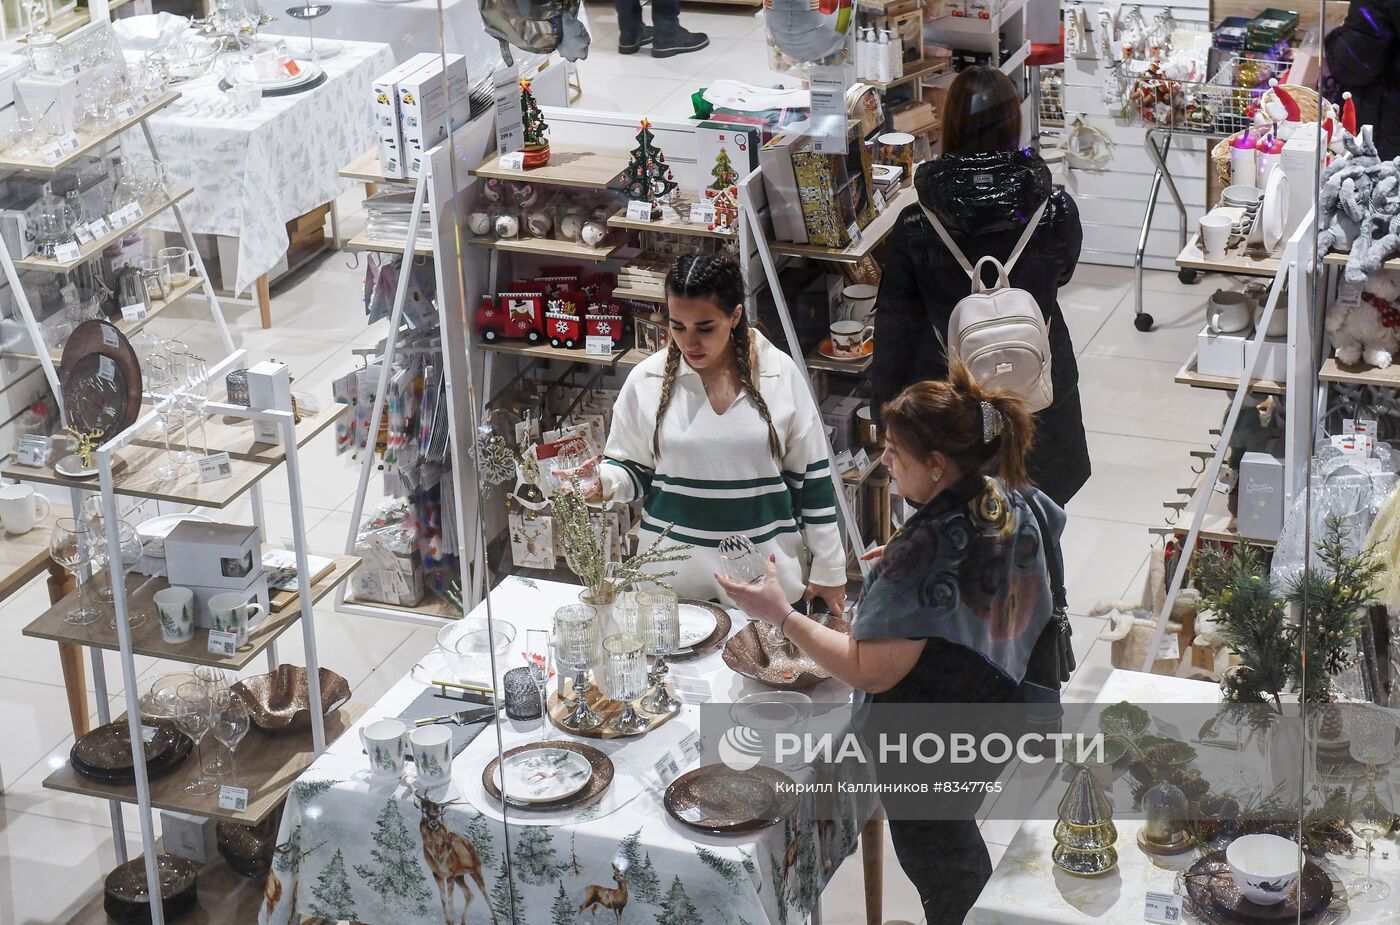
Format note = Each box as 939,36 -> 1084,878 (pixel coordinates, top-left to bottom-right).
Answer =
551,473 -> 691,599
1191,541 -> 1291,707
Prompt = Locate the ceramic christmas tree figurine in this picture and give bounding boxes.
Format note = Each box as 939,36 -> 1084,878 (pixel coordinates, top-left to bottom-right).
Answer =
620,118 -> 677,215
520,78 -> 550,168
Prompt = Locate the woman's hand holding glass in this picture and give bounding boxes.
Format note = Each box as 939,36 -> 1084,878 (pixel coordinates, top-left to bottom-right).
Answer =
714,555 -> 793,628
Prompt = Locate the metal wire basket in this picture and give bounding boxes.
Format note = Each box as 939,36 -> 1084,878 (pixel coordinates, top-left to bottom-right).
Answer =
1113,54 -> 1289,135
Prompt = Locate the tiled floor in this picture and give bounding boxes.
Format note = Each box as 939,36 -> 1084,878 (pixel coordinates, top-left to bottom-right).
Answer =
0,8 -> 1238,923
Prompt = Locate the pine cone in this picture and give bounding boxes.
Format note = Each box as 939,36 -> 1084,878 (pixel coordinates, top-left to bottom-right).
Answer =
1128,760 -> 1155,784
1142,744 -> 1180,767
1320,704 -> 1345,741
1131,779 -> 1152,806
1198,794 -> 1240,819
1166,767 -> 1211,801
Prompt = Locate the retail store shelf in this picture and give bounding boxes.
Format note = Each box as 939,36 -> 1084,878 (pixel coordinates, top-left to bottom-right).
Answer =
607,207 -> 734,238
1175,352 -> 1286,395
340,593 -> 461,627
1000,41 -> 1031,76
925,0 -> 1025,32
466,233 -> 624,262
1162,475 -> 1275,548
612,285 -> 665,303
17,186 -> 194,272
60,847 -> 265,925
479,338 -> 650,368
345,229 -> 434,257
1321,251 -> 1400,272
0,92 -> 180,174
1318,356 -> 1400,387
865,59 -> 950,91
0,274 -> 204,363
134,392 -> 348,466
1175,238 -> 1282,277
44,701 -> 367,825
470,145 -> 629,190
0,502 -> 71,601
340,148 -> 405,185
806,349 -> 874,375
769,186 -> 916,264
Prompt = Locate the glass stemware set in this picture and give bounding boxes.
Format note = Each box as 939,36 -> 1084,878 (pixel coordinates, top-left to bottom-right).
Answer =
50,510 -> 147,628
1344,707 -> 1396,902
145,341 -> 213,480
173,670 -> 250,795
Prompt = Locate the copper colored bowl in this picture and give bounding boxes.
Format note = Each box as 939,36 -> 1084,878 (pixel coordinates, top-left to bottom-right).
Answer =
230,665 -> 350,734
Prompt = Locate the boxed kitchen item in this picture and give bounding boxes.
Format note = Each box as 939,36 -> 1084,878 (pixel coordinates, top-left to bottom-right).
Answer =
160,812 -> 218,864
1254,334 -> 1287,382
187,572 -> 270,631
352,504 -> 424,606
821,392 -> 863,452
247,361 -> 292,444
165,521 -> 262,590
14,71 -> 86,134
371,52 -> 439,181
0,53 -> 26,111
695,120 -> 760,199
759,123 -> 809,244
1196,325 -> 1245,378
790,121 -> 877,248
1237,451 -> 1284,542
397,53 -> 471,179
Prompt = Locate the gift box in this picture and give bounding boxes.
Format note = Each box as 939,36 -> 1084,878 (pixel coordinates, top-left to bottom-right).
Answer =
165,522 -> 262,590
187,571 -> 271,631
790,121 -> 878,248
1237,452 -> 1284,542
160,812 -> 218,864
1197,326 -> 1246,378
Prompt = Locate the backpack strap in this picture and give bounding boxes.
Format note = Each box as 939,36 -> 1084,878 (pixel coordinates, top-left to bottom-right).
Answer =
1004,200 -> 1050,274
918,198 -> 1051,285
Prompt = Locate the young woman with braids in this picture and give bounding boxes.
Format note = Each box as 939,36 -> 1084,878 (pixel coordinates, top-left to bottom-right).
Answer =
583,253 -> 847,612
719,362 -> 1069,925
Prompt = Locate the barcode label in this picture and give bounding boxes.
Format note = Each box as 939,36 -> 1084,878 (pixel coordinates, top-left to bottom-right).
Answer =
74,224 -> 95,244
626,200 -> 654,222
16,435 -> 50,466
88,218 -> 111,238
116,101 -> 137,120
199,452 -> 233,482
498,151 -> 524,170
98,356 -> 116,382
120,303 -> 148,323
55,241 -> 82,263
208,628 -> 238,656
874,189 -> 888,212
679,730 -> 704,761
585,336 -> 612,357
59,133 -> 80,153
41,142 -> 63,164
102,325 -> 119,348
218,784 -> 249,812
1144,891 -> 1182,924
653,751 -> 681,785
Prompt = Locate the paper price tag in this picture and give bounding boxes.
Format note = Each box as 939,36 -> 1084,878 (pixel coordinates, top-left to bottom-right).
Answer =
689,202 -> 716,226
1144,891 -> 1182,924
98,355 -> 116,382
626,199 -> 654,222
120,303 -> 148,323
586,335 -> 613,357
88,218 -> 111,238
834,448 -> 856,473
874,189 -> 888,213
127,202 -> 145,221
678,729 -> 704,762
59,132 -> 80,153
492,65 -> 524,156
16,435 -> 51,467
141,724 -> 160,743
218,784 -> 250,813
108,210 -> 128,228
134,92 -> 151,109
653,750 -> 682,786
853,448 -> 871,472
115,101 -> 138,120
1155,633 -> 1180,661
498,151 -> 525,170
1337,281 -> 1363,309
102,325 -> 119,348
55,241 -> 82,263
199,451 -> 233,482
208,629 -> 239,657
73,224 -> 94,244
41,142 -> 63,164
672,673 -> 712,703
807,65 -> 850,155
60,60 -> 82,78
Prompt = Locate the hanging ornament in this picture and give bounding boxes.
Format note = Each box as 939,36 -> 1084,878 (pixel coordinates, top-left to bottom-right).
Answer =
1052,767 -> 1118,876
473,426 -> 519,488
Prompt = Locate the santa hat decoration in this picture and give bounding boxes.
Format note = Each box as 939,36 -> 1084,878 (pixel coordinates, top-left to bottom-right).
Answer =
1341,91 -> 1357,137
1267,79 -> 1301,120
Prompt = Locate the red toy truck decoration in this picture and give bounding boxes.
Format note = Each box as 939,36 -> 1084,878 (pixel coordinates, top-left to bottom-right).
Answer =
476,291 -> 546,343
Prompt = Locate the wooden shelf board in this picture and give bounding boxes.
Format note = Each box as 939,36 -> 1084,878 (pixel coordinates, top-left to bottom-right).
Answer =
341,593 -> 460,623
470,145 -> 629,190
770,186 -> 917,264
131,393 -> 348,466
60,849 -> 267,925
3,443 -> 271,509
842,455 -> 883,485
22,552 -> 359,669
1176,238 -> 1282,278
1318,356 -> 1400,387
466,233 -> 624,262
1175,353 -> 1286,395
345,229 -> 434,257
339,148 -> 409,185
806,350 -> 874,375
1321,251 -> 1400,272
0,503 -> 72,603
1165,475 -> 1276,548
606,207 -> 734,239
43,701 -> 367,826
926,0 -> 1026,32
18,187 -> 193,272
612,285 -> 665,303
479,338 -> 649,368
867,59 -> 949,91
1,275 -> 205,363
0,92 -> 180,174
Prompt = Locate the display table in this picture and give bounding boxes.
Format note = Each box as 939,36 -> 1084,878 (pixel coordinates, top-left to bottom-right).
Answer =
262,576 -> 880,925
969,669 -> 1397,925
140,39 -> 394,319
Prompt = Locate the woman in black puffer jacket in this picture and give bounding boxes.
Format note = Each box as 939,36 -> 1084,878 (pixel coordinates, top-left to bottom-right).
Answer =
872,66 -> 1091,505
1325,0 -> 1400,160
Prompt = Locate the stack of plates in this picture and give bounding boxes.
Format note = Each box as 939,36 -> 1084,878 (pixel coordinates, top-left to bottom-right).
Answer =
233,60 -> 323,90
483,741 -> 614,811
71,719 -> 193,785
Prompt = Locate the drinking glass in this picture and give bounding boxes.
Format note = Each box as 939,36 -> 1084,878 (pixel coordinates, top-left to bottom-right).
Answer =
193,666 -> 232,701
146,356 -> 184,480
1346,773 -> 1393,901
211,689 -> 251,780
1349,707 -> 1397,766
174,682 -> 218,795
719,534 -> 784,645
524,628 -> 553,742
50,517 -> 102,625
182,354 -> 212,458
159,246 -> 193,287
612,587 -> 642,638
601,634 -> 648,735
639,587 -> 682,714
553,604 -> 602,731
164,342 -> 196,465
96,519 -> 146,629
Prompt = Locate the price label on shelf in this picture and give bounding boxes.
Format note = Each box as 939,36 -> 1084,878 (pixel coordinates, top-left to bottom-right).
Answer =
54,241 -> 82,263
834,448 -> 856,473
874,189 -> 888,213
133,92 -> 151,109
689,202 -> 716,226
653,750 -> 682,786
60,60 -> 82,78
498,151 -> 524,171
208,629 -> 239,657
108,210 -> 128,229
73,224 -> 95,245
59,133 -> 80,153
88,218 -> 111,239
41,142 -> 64,164
97,355 -> 116,382
129,202 -> 146,220
141,724 -> 160,744
678,729 -> 704,762
670,665 -> 712,703
199,451 -> 234,482
120,303 -> 148,323
16,435 -> 51,467
115,101 -> 138,120
626,200 -> 654,222
491,65 -> 524,156
585,335 -> 612,357
1144,891 -> 1182,924
218,784 -> 250,813
807,66 -> 850,154
853,448 -> 871,472
102,325 -> 119,348
1155,633 -> 1180,662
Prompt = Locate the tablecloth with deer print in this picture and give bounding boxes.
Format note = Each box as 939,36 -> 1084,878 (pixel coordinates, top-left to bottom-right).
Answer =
259,578 -> 880,925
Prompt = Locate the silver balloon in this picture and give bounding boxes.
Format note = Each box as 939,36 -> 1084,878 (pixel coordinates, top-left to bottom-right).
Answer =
765,0 -> 852,71
480,0 -> 591,64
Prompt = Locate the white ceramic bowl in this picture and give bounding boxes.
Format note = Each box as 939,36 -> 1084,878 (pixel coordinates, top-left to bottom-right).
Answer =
1225,834 -> 1301,905
1222,185 -> 1265,209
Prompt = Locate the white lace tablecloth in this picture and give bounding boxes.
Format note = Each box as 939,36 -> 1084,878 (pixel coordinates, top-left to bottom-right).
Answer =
138,38 -> 394,295
969,669 -> 1400,925
260,576 -> 878,925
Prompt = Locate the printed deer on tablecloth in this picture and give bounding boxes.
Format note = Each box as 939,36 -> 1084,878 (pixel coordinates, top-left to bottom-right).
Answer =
414,794 -> 497,925
579,858 -> 629,924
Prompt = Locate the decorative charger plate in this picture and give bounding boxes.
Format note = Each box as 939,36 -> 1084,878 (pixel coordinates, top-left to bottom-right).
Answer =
71,718 -> 192,784
59,319 -> 142,451
1182,850 -> 1334,925
483,741 -> 614,811
722,613 -> 851,690
671,599 -> 731,661
491,746 -> 593,803
103,854 -> 199,924
663,764 -> 798,835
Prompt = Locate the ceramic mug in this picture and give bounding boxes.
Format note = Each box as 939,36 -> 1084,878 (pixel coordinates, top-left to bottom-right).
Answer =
409,725 -> 453,787
876,131 -> 916,183
361,718 -> 410,782
1199,210 -> 1233,261
207,592 -> 263,647
830,320 -> 873,357
153,587 -> 195,643
841,284 -> 878,324
856,406 -> 880,447
0,483 -> 49,534
1208,290 -> 1254,334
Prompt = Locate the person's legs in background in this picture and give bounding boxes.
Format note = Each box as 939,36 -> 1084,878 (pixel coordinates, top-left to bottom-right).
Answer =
887,817 -> 993,924
648,0 -> 710,57
614,0 -> 654,54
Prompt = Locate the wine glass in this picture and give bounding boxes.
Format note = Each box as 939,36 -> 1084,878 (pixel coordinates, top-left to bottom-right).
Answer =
146,356 -> 184,480
164,342 -> 195,465
182,354 -> 212,458
524,628 -> 553,742
211,689 -> 250,781
194,666 -> 232,774
719,533 -> 784,645
1346,773 -> 1393,901
601,634 -> 648,735
553,604 -> 602,731
174,682 -> 218,795
50,517 -> 102,625
96,519 -> 146,629
639,587 -> 682,714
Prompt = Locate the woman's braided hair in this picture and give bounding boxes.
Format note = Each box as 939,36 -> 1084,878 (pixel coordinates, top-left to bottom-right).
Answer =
653,254 -> 782,460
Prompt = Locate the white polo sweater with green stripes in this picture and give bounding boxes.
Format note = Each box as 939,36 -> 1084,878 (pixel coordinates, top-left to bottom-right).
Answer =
599,331 -> 846,604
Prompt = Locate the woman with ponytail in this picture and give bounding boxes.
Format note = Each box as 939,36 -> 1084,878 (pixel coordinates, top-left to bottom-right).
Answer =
586,253 -> 847,612
719,362 -> 1069,925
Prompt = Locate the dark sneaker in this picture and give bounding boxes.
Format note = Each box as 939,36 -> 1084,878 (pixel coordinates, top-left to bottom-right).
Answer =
618,25 -> 654,54
652,28 -> 709,58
